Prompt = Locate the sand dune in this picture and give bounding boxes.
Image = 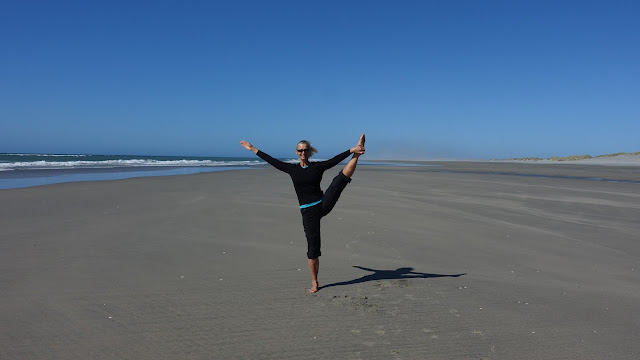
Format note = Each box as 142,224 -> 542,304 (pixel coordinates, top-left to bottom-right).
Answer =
496,153 -> 640,166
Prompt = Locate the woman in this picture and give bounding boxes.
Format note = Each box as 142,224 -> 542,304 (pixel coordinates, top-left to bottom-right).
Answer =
240,134 -> 365,293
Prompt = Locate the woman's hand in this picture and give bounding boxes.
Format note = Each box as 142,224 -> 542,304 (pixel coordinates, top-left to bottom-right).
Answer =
240,140 -> 258,154
350,145 -> 365,155
350,133 -> 366,156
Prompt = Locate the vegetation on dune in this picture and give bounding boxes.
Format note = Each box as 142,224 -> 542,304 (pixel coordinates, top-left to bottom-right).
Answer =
550,155 -> 593,161
506,152 -> 639,161
596,152 -> 640,158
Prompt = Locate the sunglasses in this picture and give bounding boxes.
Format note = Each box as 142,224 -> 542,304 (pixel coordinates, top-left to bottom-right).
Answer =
296,148 -> 310,153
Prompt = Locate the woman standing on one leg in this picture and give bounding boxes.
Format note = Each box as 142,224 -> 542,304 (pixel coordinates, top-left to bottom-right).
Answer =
240,134 -> 365,293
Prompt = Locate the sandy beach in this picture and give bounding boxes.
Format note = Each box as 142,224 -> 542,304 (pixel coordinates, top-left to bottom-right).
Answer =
1,162 -> 639,359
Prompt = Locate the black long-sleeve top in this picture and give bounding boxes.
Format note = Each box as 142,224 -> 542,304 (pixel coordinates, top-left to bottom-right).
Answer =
256,149 -> 351,206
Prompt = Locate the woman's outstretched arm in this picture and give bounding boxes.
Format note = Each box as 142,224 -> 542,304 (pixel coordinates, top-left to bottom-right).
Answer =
240,140 -> 293,173
320,133 -> 366,170
320,149 -> 352,169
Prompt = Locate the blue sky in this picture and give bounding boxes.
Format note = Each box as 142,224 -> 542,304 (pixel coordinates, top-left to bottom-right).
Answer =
1,0 -> 638,159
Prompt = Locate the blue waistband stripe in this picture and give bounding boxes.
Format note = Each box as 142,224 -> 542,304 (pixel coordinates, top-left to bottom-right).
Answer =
300,199 -> 322,209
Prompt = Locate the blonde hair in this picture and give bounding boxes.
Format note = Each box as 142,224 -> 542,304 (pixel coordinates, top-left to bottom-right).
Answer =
297,140 -> 318,157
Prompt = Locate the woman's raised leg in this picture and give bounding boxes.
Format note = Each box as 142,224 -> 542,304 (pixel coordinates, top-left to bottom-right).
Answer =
342,133 -> 365,178
342,156 -> 359,178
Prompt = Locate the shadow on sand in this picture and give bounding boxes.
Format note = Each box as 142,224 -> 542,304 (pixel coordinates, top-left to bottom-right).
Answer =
319,266 -> 466,290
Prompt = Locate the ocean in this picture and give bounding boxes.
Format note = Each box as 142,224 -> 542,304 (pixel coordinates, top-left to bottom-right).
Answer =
0,153 -> 423,190
0,153 -> 270,190
2,153 -> 635,190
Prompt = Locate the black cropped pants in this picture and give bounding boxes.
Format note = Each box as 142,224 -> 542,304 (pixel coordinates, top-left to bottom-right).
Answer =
300,171 -> 351,259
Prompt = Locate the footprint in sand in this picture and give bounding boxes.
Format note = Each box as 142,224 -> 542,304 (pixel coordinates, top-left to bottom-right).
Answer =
374,279 -> 411,291
331,295 -> 381,312
391,279 -> 410,287
422,329 -> 439,339
472,330 -> 485,336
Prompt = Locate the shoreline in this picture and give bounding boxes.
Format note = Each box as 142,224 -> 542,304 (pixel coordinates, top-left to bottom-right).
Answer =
0,166 -> 257,190
3,159 -> 640,190
369,154 -> 640,167
0,161 -> 433,190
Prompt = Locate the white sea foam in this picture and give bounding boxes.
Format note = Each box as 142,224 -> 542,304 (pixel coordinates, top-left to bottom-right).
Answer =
5,153 -> 89,157
0,159 -> 263,171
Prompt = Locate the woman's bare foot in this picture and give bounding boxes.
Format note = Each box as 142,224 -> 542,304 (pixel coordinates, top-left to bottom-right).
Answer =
350,133 -> 366,159
308,258 -> 319,293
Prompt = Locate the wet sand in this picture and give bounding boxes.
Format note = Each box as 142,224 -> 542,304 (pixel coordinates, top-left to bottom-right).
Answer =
1,162 -> 639,359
